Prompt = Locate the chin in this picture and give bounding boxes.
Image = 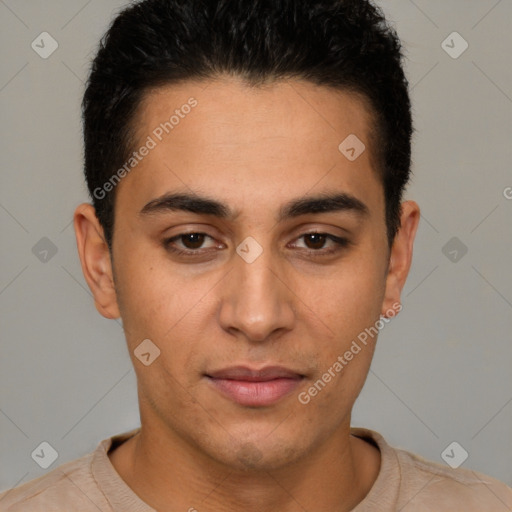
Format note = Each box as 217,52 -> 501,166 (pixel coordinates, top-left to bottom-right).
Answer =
204,429 -> 311,472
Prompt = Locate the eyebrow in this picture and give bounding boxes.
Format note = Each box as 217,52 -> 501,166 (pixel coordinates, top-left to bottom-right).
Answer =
139,190 -> 369,222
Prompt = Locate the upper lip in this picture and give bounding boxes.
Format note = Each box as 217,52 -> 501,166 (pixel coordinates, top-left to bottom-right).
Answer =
206,365 -> 304,382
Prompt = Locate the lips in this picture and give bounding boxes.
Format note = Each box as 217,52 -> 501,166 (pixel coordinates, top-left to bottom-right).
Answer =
205,365 -> 305,406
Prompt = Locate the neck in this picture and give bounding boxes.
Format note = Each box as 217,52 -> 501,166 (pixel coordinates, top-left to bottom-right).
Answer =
108,419 -> 380,512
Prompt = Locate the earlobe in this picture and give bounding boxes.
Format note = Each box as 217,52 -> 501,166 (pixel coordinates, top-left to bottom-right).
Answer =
381,200 -> 420,317
73,203 -> 121,319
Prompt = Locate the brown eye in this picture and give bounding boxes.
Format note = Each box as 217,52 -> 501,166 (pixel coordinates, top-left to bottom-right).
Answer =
303,233 -> 328,250
163,231 -> 349,259
180,233 -> 206,249
163,232 -> 217,256
290,232 -> 350,256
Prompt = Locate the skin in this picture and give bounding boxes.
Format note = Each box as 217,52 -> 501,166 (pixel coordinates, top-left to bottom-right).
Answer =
74,76 -> 420,512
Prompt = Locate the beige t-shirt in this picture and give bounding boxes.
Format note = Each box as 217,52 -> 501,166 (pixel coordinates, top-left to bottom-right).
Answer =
1,427 -> 511,511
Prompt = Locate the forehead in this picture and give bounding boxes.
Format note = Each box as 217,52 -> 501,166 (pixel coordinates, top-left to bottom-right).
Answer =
135,76 -> 376,152
117,76 -> 382,217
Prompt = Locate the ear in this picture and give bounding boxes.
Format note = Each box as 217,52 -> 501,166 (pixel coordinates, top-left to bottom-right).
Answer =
73,203 -> 120,319
381,200 -> 420,317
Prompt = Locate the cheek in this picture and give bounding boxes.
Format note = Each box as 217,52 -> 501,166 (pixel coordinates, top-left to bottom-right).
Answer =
113,251 -> 224,377
304,259 -> 386,341
293,253 -> 386,403
115,250 -> 197,332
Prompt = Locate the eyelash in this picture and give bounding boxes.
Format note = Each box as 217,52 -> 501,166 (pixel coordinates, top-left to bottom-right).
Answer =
162,232 -> 350,258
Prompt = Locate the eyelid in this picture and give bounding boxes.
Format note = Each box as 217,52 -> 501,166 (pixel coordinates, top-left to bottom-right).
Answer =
165,232 -> 221,250
163,230 -> 351,257
289,232 -> 348,246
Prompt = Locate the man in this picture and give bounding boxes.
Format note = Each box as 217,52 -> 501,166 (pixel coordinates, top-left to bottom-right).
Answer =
1,0 -> 511,510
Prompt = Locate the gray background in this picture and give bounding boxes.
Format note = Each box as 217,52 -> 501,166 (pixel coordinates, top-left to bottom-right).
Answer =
1,0 -> 511,492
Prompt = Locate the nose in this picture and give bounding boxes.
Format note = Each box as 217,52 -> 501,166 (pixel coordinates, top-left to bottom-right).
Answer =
217,242 -> 296,343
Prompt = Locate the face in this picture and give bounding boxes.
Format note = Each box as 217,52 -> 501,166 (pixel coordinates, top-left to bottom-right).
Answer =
75,76 -> 418,471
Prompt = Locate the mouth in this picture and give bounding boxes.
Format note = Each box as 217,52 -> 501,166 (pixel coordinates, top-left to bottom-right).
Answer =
205,365 -> 305,407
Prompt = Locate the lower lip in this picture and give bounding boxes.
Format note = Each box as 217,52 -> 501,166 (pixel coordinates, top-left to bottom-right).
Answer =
206,377 -> 303,407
